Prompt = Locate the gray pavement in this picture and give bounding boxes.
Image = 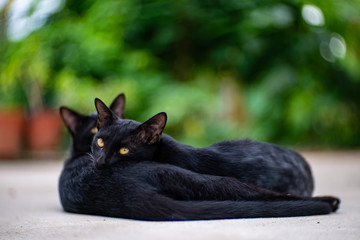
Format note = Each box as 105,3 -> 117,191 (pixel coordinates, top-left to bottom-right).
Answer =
0,151 -> 359,240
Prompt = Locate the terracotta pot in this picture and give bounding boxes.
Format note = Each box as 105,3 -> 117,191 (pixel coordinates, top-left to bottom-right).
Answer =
0,109 -> 25,158
25,109 -> 62,152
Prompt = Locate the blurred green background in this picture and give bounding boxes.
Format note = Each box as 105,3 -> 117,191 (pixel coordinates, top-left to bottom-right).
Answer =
0,0 -> 359,149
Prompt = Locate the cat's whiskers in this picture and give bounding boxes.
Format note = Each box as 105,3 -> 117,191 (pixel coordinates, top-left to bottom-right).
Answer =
86,152 -> 96,164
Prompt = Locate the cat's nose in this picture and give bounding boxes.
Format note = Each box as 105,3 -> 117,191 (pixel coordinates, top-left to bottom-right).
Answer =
95,158 -> 106,169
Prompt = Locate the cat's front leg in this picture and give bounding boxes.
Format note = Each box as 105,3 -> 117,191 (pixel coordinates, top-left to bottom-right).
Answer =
149,164 -> 340,212
121,190 -> 335,220
151,164 -> 295,200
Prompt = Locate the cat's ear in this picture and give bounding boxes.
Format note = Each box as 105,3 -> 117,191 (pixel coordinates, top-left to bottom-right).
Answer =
59,106 -> 84,136
137,112 -> 167,144
95,98 -> 116,128
109,93 -> 125,119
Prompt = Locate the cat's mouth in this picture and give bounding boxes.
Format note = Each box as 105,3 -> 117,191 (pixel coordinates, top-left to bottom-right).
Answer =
88,152 -> 108,169
95,158 -> 107,169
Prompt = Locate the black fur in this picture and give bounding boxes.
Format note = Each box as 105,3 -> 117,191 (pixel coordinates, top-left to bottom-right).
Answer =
93,98 -> 314,196
59,154 -> 339,220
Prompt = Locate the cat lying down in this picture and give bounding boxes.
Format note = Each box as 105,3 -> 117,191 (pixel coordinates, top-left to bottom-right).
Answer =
59,154 -> 339,220
58,96 -> 340,220
92,97 -> 314,196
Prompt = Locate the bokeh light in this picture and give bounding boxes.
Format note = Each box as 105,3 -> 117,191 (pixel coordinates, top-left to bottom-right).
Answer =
302,4 -> 325,27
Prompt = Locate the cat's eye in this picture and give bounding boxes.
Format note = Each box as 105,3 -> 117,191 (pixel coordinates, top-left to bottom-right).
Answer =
119,147 -> 129,155
90,127 -> 98,134
97,138 -> 104,148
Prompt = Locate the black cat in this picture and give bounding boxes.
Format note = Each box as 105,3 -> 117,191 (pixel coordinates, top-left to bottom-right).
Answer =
93,98 -> 314,196
59,152 -> 339,220
59,93 -> 125,157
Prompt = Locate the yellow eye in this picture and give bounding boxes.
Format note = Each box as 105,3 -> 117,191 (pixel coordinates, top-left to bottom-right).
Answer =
97,138 -> 104,148
119,147 -> 129,155
90,127 -> 98,134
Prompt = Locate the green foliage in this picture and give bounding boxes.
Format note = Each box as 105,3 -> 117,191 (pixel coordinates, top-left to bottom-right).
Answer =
0,0 -> 359,147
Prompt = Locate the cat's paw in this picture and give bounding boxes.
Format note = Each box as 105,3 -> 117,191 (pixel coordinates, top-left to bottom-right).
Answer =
314,196 -> 340,212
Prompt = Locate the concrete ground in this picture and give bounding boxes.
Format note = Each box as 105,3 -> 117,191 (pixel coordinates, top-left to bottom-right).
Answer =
0,151 -> 359,240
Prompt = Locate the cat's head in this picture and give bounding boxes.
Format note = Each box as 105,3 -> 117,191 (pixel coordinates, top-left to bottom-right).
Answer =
92,98 -> 167,169
60,93 -> 126,155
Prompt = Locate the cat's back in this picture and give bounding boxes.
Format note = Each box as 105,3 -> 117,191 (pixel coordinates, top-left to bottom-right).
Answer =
204,138 -> 314,196
210,138 -> 305,165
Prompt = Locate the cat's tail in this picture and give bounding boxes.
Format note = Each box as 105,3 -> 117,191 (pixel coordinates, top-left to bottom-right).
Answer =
124,195 -> 336,221
181,200 -> 333,220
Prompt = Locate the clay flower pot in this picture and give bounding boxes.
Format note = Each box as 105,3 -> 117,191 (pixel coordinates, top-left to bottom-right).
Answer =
0,109 -> 25,158
25,109 -> 63,152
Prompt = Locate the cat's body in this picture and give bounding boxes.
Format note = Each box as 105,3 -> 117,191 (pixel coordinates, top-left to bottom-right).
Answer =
59,153 -> 338,220
154,136 -> 313,196
93,99 -> 314,196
